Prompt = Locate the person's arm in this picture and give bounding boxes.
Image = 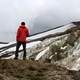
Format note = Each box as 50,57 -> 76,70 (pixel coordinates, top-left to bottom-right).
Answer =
16,28 -> 20,41
26,27 -> 29,37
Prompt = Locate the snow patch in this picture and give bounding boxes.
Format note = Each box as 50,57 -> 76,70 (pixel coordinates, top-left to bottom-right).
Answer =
35,47 -> 49,60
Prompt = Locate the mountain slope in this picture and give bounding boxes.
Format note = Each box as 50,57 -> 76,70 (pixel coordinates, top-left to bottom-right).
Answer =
1,22 -> 80,80
1,22 -> 80,71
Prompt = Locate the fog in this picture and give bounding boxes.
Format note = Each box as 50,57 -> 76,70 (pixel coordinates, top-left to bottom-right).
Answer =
0,0 -> 80,42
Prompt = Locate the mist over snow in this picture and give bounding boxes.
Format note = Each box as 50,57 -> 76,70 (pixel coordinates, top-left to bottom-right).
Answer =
0,0 -> 80,42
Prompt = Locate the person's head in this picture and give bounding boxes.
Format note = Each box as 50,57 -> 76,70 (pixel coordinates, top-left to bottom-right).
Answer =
21,22 -> 25,25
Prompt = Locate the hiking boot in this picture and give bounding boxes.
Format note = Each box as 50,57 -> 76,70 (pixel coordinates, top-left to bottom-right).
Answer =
14,57 -> 18,60
23,57 -> 26,60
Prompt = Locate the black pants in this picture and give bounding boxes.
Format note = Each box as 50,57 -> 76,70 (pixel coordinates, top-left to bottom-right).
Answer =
15,41 -> 27,59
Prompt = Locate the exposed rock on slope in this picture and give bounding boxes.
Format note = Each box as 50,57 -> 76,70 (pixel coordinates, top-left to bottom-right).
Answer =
28,23 -> 80,71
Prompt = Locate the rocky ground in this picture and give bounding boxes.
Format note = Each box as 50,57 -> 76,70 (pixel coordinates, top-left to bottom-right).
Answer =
0,59 -> 79,80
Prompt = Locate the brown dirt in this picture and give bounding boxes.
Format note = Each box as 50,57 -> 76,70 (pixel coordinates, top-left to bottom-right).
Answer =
0,59 -> 78,80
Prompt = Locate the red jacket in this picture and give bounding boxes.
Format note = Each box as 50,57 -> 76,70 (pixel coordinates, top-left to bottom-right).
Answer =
16,25 -> 29,43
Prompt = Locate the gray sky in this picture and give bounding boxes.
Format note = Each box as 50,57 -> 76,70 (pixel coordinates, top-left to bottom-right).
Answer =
0,0 -> 80,42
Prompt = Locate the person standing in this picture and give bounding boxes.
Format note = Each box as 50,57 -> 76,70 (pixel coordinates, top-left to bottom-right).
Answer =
15,22 -> 29,60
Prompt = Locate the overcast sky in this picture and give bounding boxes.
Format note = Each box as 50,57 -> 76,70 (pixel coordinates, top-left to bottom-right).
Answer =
0,0 -> 80,42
